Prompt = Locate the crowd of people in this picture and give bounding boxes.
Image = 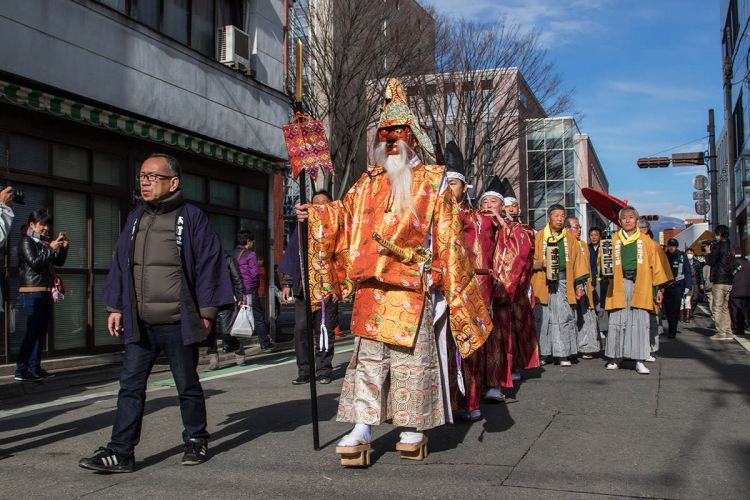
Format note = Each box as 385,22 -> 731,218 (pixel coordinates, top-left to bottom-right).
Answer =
1,78 -> 745,469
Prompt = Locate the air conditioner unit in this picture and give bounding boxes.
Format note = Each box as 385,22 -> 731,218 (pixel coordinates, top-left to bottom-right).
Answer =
217,25 -> 254,76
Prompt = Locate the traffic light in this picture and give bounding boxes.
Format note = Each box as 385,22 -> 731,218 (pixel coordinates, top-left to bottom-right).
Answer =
642,215 -> 660,221
671,152 -> 705,166
637,157 -> 671,168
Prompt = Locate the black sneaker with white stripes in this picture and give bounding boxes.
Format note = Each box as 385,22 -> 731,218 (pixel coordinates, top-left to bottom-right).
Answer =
181,438 -> 209,465
78,447 -> 134,473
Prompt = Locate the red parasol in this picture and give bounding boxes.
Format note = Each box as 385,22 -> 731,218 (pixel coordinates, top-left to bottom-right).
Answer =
582,188 -> 628,227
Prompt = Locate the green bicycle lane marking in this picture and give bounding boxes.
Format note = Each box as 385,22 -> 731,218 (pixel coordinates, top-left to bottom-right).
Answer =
0,344 -> 355,420
151,344 -> 355,387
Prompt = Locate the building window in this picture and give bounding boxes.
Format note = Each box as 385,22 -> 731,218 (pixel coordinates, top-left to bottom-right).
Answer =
528,151 -> 545,181
527,124 -> 544,151
210,178 -> 238,207
240,185 -> 265,212
96,0 -> 232,58
99,0 -> 128,13
9,134 -> 48,174
546,120 -> 564,150
734,92 -> 744,161
182,172 -> 207,202
53,144 -> 89,182
546,149 -> 564,179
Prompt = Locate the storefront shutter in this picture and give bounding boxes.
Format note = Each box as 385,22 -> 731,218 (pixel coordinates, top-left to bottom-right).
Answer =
53,191 -> 89,351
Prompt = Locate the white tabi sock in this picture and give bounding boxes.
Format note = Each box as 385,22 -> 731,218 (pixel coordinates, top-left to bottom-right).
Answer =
398,429 -> 424,444
338,424 -> 371,446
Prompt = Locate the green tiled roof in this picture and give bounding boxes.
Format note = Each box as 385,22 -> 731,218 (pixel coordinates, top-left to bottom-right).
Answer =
0,80 -> 285,175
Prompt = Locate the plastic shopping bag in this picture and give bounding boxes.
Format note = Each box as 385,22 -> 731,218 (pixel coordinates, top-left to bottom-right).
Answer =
230,304 -> 255,338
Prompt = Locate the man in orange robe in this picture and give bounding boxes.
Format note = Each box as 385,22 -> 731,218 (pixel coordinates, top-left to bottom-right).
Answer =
296,79 -> 491,455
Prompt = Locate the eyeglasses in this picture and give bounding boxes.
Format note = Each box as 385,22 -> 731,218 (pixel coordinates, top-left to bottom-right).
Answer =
139,172 -> 175,183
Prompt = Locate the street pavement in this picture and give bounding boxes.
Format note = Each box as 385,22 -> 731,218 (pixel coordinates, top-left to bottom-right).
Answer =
1,314 -> 749,499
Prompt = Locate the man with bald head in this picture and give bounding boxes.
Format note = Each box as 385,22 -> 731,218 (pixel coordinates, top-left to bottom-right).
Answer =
80,153 -> 234,473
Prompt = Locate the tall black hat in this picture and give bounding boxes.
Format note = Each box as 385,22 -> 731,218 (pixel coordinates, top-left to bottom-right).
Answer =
444,141 -> 465,183
480,176 -> 505,204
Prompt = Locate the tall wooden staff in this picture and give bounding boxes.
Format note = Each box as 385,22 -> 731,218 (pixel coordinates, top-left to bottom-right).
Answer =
294,40 -> 320,450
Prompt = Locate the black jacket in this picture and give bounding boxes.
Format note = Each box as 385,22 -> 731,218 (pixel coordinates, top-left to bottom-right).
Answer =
279,226 -> 303,296
666,250 -> 692,291
216,252 -> 245,335
18,235 -> 68,288
706,240 -> 735,285
731,257 -> 750,298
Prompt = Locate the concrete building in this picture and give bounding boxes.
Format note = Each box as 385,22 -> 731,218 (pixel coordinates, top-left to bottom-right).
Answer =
0,0 -> 289,362
396,68 -> 546,217
525,117 -> 609,234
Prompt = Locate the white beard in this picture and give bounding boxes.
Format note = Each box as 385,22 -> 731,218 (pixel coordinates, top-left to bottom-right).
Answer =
374,140 -> 416,216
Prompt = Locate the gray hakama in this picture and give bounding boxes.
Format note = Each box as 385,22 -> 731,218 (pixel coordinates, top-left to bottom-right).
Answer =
649,313 -> 660,353
539,278 -> 578,358
577,308 -> 600,353
605,278 -> 651,361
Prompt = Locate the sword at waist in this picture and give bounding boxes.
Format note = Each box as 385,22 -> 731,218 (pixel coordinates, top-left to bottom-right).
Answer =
372,232 -> 437,271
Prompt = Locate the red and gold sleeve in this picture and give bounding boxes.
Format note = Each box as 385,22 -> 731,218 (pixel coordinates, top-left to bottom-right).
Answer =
307,195 -> 354,311
434,189 -> 492,358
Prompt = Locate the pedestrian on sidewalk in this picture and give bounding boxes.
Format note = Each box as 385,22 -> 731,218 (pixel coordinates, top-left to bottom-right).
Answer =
0,186 -> 15,460
705,225 -> 735,341
79,153 -> 234,473
683,248 -> 702,322
280,189 -> 336,385
702,261 -> 713,314
15,208 -> 68,382
206,251 -> 248,370
663,238 -> 692,339
730,251 -> 750,336
234,231 -> 275,351
604,206 -> 671,375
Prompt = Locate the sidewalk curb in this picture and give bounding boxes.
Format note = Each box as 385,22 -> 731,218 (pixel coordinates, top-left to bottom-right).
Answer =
733,334 -> 750,354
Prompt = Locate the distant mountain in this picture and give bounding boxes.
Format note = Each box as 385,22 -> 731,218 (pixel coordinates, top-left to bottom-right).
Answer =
650,215 -> 686,235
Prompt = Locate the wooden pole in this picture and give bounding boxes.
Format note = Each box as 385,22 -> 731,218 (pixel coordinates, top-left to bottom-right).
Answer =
295,40 -> 320,451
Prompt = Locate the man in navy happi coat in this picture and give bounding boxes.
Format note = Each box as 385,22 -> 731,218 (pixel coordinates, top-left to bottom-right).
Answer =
79,153 -> 234,473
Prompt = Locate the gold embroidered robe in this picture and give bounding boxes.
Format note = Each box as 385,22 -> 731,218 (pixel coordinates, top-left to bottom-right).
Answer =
307,164 -> 492,358
604,234 -> 673,312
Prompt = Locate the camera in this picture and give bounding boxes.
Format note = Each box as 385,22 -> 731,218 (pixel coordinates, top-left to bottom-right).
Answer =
0,185 -> 25,205
699,239 -> 717,250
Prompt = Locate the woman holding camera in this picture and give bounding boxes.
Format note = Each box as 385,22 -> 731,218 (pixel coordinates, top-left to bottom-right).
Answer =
14,209 -> 68,381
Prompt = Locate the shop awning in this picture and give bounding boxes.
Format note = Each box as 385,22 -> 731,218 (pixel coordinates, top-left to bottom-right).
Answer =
0,80 -> 285,175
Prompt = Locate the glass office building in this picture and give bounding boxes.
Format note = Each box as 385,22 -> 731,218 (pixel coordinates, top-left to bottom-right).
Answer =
525,117 -> 609,233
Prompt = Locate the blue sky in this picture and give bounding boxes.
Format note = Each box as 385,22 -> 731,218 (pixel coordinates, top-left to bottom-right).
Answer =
425,0 -> 723,220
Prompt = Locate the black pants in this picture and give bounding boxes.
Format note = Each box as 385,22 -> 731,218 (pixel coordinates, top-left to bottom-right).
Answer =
249,293 -> 272,348
15,291 -> 52,375
108,323 -> 209,456
730,297 -> 749,334
294,298 -> 336,378
663,286 -> 683,338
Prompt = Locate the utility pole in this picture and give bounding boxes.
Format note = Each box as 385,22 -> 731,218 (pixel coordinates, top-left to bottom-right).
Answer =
708,109 -> 718,231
